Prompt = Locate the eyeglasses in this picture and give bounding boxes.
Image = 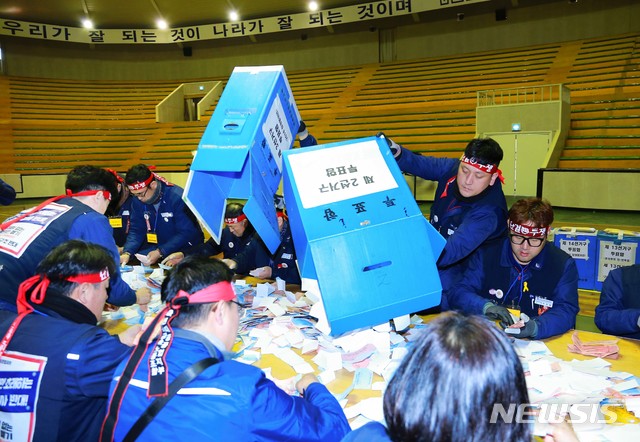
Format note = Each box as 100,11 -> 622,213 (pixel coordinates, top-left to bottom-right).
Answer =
228,299 -> 246,319
509,234 -> 545,247
131,187 -> 150,199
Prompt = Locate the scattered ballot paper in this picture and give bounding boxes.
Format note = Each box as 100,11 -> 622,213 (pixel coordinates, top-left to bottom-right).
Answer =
135,253 -> 151,266
567,331 -> 620,359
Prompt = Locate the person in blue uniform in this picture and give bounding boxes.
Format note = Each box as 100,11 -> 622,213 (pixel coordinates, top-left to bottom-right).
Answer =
161,202 -> 260,267
0,165 -> 150,311
342,312 -> 578,442
119,164 -> 204,266
448,198 -> 579,339
225,209 -> 301,285
595,264 -> 640,339
383,134 -> 507,306
102,256 -> 349,441
0,178 -> 16,205
0,240 -> 140,442
105,169 -> 134,248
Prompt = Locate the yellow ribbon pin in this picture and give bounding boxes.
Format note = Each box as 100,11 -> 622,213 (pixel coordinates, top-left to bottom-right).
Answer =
523,281 -> 529,292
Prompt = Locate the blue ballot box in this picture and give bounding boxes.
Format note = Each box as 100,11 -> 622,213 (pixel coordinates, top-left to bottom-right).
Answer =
595,229 -> 640,291
282,136 -> 446,336
553,227 -> 598,290
183,66 -> 300,253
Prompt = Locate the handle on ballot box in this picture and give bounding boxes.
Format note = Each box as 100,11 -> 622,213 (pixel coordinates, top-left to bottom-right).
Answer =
603,228 -> 640,240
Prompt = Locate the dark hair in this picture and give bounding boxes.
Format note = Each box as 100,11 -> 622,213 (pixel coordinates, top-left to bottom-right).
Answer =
509,197 -> 554,228
384,312 -> 530,442
35,239 -> 116,297
124,164 -> 153,186
65,165 -> 118,199
225,202 -> 245,218
463,138 -> 503,166
160,255 -> 234,328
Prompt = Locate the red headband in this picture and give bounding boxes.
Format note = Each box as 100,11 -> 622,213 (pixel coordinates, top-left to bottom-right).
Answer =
147,281 -> 235,397
460,155 -> 505,184
127,174 -> 154,191
225,213 -> 247,225
0,269 -> 111,358
509,220 -> 549,238
106,168 -> 125,184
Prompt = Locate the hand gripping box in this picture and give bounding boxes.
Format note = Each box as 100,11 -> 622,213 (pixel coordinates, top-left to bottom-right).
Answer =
183,66 -> 301,253
595,229 -> 640,291
282,136 -> 446,336
553,227 -> 598,290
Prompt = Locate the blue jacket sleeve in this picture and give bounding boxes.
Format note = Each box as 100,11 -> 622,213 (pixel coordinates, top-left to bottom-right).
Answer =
66,327 -> 131,397
447,248 -> 490,314
183,237 -> 222,257
249,378 -> 350,442
341,422 -> 390,442
395,147 -> 458,182
437,205 -> 502,268
0,179 -> 16,205
122,198 -> 145,255
595,268 -> 640,336
534,258 -> 579,340
69,213 -> 136,306
232,238 -> 270,275
156,189 -> 204,256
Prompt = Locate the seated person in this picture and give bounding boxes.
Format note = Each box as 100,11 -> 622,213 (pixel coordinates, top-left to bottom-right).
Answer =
297,120 -> 317,147
224,208 -> 301,285
0,165 -> 149,311
102,256 -> 350,441
161,202 -> 261,267
0,240 -> 140,441
448,198 -> 579,339
105,168 -> 134,248
120,164 -> 204,266
0,177 -> 16,205
343,312 -> 578,442
382,134 -> 507,306
595,264 -> 640,339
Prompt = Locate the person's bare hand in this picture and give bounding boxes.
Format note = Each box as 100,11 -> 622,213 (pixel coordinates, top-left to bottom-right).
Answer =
118,324 -> 141,346
161,252 -> 184,267
296,374 -> 320,396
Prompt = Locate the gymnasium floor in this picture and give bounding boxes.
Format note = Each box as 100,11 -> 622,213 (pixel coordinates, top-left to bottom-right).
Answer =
3,197 -> 639,334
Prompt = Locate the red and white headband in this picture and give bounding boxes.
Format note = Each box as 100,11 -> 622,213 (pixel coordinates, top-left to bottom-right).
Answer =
460,155 -> 499,174
127,174 -> 154,191
225,214 -> 247,225
509,220 -> 548,238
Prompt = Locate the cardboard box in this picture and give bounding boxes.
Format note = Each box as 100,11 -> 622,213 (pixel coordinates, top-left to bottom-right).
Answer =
183,66 -> 301,253
282,136 -> 446,335
596,229 -> 640,291
553,227 -> 598,290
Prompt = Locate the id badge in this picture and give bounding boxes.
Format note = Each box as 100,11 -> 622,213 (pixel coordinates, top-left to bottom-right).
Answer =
147,233 -> 158,244
109,217 -> 123,228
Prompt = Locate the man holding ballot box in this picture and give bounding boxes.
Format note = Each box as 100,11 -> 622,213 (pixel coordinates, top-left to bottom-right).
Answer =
448,198 -> 579,339
385,135 -> 508,306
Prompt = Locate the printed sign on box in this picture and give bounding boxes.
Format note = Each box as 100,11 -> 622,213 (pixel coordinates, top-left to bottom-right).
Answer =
282,136 -> 446,336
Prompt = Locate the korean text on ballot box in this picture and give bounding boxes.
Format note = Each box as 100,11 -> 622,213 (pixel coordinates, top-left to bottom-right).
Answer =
282,135 -> 446,336
183,65 -> 301,254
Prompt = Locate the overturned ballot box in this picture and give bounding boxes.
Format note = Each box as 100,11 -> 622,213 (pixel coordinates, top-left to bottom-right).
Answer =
184,66 -> 300,253
282,135 -> 446,336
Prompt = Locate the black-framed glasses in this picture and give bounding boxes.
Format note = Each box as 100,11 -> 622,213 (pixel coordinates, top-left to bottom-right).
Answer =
131,186 -> 150,199
228,299 -> 246,318
509,234 -> 545,247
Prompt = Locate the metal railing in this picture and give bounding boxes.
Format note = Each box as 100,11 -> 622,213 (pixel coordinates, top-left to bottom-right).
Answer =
477,84 -> 563,107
